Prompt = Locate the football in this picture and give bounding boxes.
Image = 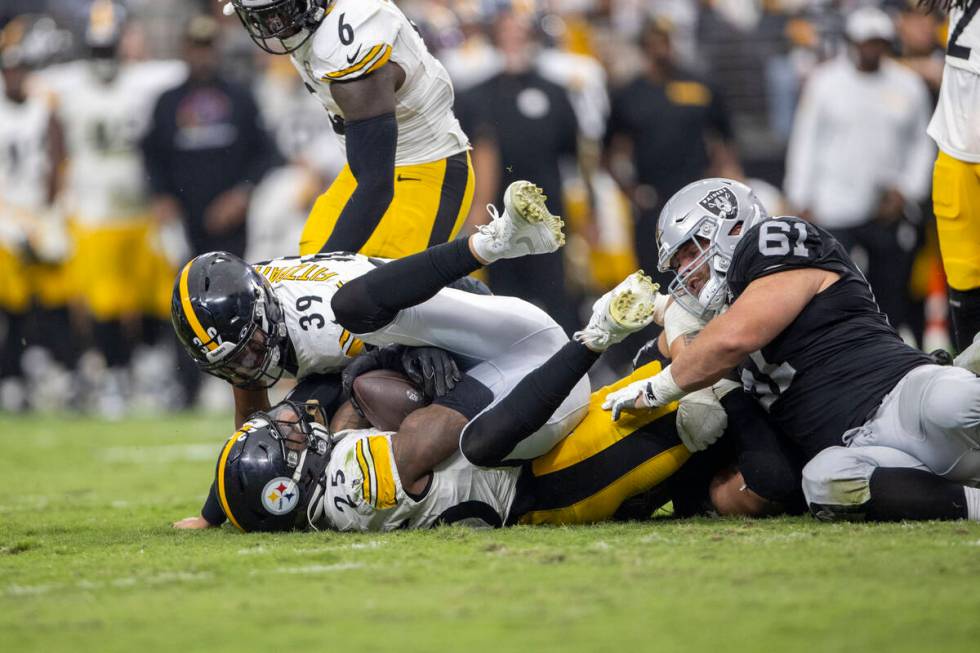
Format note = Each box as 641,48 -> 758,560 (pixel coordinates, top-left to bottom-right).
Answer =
351,369 -> 429,431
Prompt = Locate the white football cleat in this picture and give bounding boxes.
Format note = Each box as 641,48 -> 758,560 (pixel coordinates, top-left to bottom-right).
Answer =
575,271 -> 660,350
471,181 -> 565,263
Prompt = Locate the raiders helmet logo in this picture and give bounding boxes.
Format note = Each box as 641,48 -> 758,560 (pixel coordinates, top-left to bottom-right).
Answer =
699,187 -> 739,220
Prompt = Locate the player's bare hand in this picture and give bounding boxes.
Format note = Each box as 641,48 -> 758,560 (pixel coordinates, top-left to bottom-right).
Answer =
204,186 -> 251,235
173,515 -> 214,530
152,195 -> 182,224
875,189 -> 904,224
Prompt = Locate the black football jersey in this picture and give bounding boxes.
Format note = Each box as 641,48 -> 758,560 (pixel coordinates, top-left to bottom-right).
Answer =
727,217 -> 930,460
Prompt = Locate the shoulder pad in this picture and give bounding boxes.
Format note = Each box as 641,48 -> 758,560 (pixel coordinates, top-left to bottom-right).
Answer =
309,0 -> 399,82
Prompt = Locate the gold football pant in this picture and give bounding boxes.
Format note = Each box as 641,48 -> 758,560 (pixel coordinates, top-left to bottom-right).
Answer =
300,151 -> 474,258
933,150 -> 980,291
515,362 -> 691,525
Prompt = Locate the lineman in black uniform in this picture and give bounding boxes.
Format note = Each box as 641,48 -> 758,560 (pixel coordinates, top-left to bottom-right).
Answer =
605,178 -> 980,522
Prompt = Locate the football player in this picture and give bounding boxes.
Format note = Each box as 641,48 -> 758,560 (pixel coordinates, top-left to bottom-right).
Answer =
0,17 -> 67,409
42,1 -> 184,414
924,0 -> 980,352
177,179 -> 601,529
604,178 -> 980,523
226,0 -> 473,258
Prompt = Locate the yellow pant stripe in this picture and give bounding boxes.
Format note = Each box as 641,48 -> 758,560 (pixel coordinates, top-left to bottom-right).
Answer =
364,46 -> 393,76
178,260 -> 218,353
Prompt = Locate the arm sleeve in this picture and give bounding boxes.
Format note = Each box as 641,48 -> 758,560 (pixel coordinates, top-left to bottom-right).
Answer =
201,483 -> 227,526
321,111 -> 397,253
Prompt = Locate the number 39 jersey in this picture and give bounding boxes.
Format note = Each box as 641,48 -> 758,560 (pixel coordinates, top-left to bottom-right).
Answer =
928,2 -> 980,161
727,217 -> 931,459
253,253 -> 378,379
290,0 -> 468,166
316,429 -> 520,532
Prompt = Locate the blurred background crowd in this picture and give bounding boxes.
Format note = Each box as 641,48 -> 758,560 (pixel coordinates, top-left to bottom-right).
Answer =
0,0 -> 955,416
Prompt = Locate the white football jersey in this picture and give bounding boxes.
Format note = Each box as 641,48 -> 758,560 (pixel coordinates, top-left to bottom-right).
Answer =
928,3 -> 980,161
253,252 -> 378,378
43,61 -> 185,224
290,0 -> 468,166
316,428 -> 520,532
0,94 -> 52,220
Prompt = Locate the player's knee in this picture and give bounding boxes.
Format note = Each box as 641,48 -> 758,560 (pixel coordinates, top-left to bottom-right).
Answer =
331,279 -> 394,333
920,369 -> 980,433
459,425 -> 505,468
801,447 -> 873,522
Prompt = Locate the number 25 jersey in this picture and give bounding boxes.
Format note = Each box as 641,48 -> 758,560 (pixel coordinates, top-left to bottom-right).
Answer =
727,217 -> 930,459
928,2 -> 980,161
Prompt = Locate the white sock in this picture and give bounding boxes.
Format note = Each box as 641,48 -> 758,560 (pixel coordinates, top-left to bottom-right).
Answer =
469,233 -> 500,264
964,486 -> 980,521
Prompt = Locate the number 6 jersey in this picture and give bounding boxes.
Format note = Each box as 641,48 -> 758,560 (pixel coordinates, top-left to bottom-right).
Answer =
727,217 -> 931,459
254,253 -> 378,378
289,0 -> 468,166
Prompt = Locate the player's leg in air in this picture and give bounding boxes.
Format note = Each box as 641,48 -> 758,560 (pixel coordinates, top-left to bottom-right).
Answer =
332,180 -> 591,462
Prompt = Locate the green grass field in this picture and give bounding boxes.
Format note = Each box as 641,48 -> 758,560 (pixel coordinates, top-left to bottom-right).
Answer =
2,413 -> 980,653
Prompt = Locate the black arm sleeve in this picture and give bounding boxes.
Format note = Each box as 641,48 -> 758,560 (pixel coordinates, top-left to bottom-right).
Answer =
322,111 -> 397,253
201,483 -> 226,526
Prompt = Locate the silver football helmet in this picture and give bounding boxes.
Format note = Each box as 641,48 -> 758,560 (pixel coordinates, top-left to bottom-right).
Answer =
656,178 -> 768,319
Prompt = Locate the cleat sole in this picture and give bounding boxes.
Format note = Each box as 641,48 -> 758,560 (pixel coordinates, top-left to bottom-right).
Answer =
609,272 -> 660,329
507,181 -> 566,247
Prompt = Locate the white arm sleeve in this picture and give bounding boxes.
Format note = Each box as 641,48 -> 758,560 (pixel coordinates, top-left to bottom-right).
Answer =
663,301 -> 707,347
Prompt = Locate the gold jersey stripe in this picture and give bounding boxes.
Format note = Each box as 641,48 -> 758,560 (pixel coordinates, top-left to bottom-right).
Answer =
217,424 -> 254,531
363,46 -> 392,76
323,44 -> 385,80
367,436 -> 398,510
356,439 -> 372,505
178,260 -> 218,352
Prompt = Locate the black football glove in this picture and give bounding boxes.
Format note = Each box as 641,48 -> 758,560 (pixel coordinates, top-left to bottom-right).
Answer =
400,347 -> 461,400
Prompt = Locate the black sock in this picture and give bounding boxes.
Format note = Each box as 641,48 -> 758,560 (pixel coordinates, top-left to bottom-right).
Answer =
460,341 -> 599,467
332,238 -> 482,333
866,468 -> 968,521
949,287 -> 980,353
1,311 -> 25,379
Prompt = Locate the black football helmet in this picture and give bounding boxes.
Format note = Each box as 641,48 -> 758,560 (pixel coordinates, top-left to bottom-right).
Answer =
215,401 -> 334,532
228,0 -> 331,55
171,251 -> 288,389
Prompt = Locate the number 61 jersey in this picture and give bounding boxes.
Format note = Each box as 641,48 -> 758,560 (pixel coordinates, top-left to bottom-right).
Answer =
254,253 -> 378,378
726,217 -> 931,459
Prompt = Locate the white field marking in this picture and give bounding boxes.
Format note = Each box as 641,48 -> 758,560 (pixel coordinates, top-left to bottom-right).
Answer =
4,571 -> 213,598
100,443 -> 217,464
0,495 -> 50,512
258,562 -> 365,576
236,540 -> 384,556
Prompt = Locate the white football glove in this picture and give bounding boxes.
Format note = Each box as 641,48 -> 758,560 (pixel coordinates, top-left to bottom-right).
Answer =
602,365 -> 686,420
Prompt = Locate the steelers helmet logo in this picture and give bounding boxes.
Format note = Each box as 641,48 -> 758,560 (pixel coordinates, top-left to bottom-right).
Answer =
261,477 -> 300,515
